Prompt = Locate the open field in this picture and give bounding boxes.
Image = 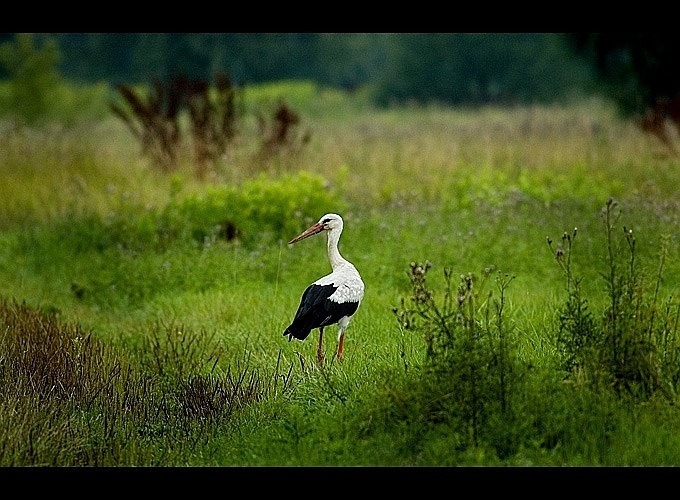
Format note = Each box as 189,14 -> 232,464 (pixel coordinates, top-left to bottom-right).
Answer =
1,89 -> 680,466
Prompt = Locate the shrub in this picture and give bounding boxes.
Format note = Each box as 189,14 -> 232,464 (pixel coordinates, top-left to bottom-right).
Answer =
110,74 -> 311,178
548,197 -> 680,400
163,171 -> 346,247
20,171 -> 344,259
110,73 -> 242,177
392,261 -> 529,458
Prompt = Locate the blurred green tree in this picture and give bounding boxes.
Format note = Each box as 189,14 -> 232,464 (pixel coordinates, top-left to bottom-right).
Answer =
569,34 -> 680,151
0,33 -> 62,124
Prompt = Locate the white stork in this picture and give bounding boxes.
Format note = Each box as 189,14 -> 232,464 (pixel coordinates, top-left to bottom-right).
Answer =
284,213 -> 364,365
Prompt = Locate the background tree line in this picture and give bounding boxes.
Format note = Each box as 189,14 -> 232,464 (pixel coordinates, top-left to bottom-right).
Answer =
1,33 -> 679,117
0,33 -> 592,107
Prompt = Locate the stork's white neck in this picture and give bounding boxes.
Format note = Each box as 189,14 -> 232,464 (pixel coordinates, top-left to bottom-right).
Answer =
327,226 -> 349,270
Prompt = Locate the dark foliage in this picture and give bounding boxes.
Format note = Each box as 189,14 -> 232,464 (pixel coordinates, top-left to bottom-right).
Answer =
569,34 -> 680,153
0,297 -> 295,465
110,72 -> 243,177
256,100 -> 311,157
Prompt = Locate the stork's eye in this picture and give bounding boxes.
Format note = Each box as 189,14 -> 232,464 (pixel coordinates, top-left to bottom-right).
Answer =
322,218 -> 331,224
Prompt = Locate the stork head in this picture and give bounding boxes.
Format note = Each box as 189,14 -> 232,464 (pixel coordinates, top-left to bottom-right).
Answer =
289,213 -> 343,244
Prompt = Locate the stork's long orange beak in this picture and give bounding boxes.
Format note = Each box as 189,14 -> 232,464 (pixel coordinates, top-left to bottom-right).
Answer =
289,222 -> 325,244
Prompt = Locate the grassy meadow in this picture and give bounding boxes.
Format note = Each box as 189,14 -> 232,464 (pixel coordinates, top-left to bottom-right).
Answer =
1,83 -> 680,466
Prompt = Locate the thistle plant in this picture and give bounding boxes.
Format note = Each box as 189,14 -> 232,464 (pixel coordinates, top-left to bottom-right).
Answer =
547,226 -> 596,375
548,197 -> 680,400
393,261 -> 521,451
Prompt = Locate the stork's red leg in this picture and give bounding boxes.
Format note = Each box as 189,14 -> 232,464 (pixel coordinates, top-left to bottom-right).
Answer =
317,328 -> 324,366
337,328 -> 345,363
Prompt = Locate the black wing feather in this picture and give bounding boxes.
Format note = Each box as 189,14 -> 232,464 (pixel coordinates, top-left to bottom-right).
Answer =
283,284 -> 359,341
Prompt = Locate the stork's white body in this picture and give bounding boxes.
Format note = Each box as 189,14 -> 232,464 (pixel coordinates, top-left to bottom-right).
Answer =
284,214 -> 364,364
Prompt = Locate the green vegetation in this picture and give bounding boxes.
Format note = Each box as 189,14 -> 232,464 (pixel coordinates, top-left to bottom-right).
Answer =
19,33 -> 592,109
0,34 -> 110,125
1,80 -> 680,466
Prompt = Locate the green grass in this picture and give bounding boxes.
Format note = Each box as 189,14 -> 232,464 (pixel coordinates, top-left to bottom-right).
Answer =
1,85 -> 680,465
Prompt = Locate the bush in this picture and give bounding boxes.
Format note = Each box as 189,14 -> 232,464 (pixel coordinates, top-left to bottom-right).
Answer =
163,171 -> 346,247
392,261 -> 529,458
548,198 -> 680,400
